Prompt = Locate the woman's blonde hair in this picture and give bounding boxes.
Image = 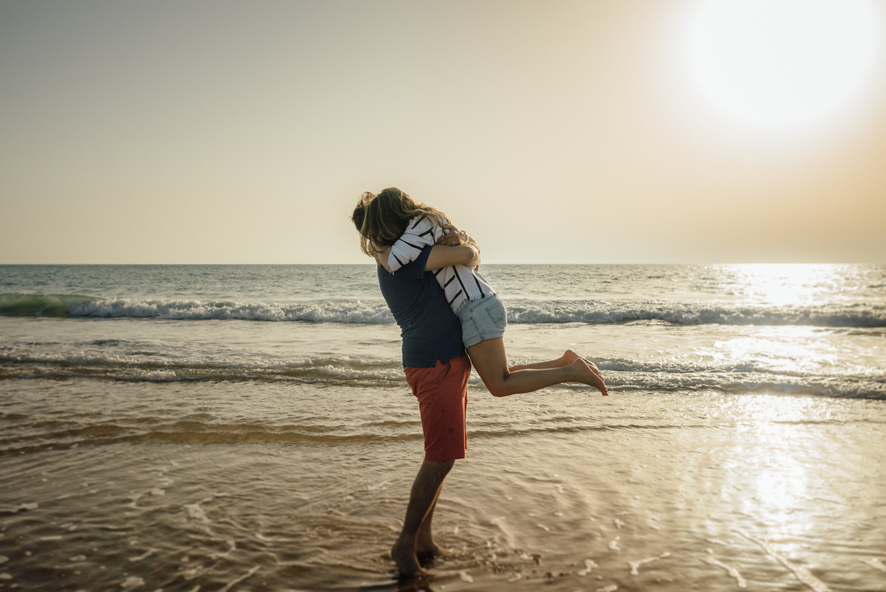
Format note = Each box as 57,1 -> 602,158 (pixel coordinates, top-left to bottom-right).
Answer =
351,187 -> 450,258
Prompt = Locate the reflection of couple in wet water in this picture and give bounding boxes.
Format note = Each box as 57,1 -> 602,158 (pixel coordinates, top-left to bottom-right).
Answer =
352,187 -> 608,577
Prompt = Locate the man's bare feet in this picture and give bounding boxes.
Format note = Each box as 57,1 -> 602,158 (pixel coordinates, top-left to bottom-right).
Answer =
391,539 -> 427,577
571,359 -> 608,396
415,536 -> 440,559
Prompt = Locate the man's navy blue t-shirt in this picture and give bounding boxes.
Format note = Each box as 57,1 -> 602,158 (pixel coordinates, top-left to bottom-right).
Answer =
377,246 -> 464,368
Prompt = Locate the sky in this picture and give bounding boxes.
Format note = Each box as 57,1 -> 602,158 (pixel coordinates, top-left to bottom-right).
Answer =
1,0 -> 885,264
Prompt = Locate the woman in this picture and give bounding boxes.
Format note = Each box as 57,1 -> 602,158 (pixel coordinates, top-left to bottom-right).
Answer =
355,187 -> 607,399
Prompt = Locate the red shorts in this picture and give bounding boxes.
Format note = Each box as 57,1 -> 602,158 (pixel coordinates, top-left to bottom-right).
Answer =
404,354 -> 472,462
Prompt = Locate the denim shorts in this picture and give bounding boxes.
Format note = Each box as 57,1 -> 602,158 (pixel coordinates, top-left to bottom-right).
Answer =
456,295 -> 507,348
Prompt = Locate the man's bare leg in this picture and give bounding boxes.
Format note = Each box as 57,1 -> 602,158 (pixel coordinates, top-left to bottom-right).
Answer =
416,492 -> 443,559
391,459 -> 454,576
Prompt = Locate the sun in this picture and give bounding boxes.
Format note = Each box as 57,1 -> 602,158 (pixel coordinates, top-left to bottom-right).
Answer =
686,0 -> 881,127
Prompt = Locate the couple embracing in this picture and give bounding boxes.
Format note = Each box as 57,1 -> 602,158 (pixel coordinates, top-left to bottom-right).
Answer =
351,187 -> 608,577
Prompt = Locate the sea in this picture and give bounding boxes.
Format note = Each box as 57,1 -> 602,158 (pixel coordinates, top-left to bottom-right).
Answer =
1,264 -> 885,592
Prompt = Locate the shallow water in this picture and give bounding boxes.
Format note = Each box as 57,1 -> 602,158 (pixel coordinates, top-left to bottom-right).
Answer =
2,381 -> 886,591
2,264 -> 886,590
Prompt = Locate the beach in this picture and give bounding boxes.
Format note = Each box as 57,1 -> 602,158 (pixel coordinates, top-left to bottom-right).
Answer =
2,264 -> 886,591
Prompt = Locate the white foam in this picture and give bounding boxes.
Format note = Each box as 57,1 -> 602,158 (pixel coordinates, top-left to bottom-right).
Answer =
53,294 -> 886,328
125,494 -> 144,510
705,556 -> 747,588
0,573 -> 12,580
67,298 -> 395,324
505,300 -> 886,328
0,556 -> 7,564
130,549 -> 156,562
218,566 -> 260,592
183,503 -> 208,522
120,576 -> 145,589
736,529 -> 833,592
596,585 -> 618,592
608,536 -> 621,551
458,571 -> 474,583
209,540 -> 236,560
861,557 -> 886,573
628,552 -> 670,575
578,559 -> 599,576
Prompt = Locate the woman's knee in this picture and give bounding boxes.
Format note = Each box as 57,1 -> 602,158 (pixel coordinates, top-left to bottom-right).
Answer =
487,384 -> 510,398
484,367 -> 517,397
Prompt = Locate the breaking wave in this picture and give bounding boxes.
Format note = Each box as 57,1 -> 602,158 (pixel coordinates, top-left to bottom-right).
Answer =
2,351 -> 884,399
3,293 -> 886,327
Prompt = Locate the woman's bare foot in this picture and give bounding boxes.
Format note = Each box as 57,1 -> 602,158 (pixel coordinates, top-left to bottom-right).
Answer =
568,351 -> 605,382
570,359 -> 608,396
563,349 -> 582,364
391,539 -> 427,577
565,350 -> 605,381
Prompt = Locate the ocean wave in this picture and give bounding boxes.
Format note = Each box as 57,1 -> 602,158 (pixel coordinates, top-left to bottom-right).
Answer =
2,351 -> 884,399
3,293 -> 886,327
505,300 -> 886,327
0,421 -> 631,455
0,293 -> 101,317
4,408 -> 885,455
0,352 -> 406,386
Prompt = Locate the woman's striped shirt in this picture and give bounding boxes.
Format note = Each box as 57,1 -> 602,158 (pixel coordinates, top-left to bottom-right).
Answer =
386,215 -> 495,313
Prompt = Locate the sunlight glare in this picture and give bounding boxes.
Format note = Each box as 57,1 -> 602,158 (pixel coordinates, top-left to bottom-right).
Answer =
728,264 -> 838,305
687,0 -> 881,127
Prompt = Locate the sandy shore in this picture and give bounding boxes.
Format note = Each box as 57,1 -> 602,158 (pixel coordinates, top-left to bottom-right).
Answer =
2,381 -> 885,591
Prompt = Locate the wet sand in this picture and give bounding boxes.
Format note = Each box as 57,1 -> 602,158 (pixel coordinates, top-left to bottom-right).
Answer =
2,381 -> 885,591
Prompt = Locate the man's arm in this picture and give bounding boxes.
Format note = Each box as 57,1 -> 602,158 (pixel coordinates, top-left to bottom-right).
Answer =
424,244 -> 479,272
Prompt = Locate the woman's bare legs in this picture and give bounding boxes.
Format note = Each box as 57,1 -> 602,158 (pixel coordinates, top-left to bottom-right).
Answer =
508,349 -> 583,371
466,339 -> 608,397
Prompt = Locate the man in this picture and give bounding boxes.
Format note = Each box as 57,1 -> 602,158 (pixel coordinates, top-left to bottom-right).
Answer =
352,195 -> 479,576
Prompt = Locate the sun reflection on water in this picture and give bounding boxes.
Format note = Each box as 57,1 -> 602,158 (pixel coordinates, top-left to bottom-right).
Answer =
711,325 -> 839,376
733,396 -> 825,542
721,264 -> 848,306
